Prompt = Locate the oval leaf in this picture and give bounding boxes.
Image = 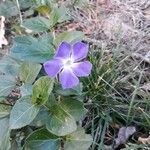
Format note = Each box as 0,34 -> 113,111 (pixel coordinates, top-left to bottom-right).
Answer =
46,104 -> 77,136
0,1 -> 18,17
0,55 -> 20,76
19,61 -> 41,84
0,117 -> 11,150
36,5 -> 51,15
25,128 -> 60,150
59,99 -> 87,121
23,17 -> 51,32
0,104 -> 11,118
0,75 -> 16,97
32,76 -> 54,105
64,128 -> 93,150
10,96 -> 40,129
20,84 -> 32,97
10,35 -> 54,63
54,31 -> 84,46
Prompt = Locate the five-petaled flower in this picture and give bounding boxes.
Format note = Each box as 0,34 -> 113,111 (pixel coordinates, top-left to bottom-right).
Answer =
44,41 -> 92,89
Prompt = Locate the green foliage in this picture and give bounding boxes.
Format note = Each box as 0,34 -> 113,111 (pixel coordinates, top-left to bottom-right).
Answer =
84,51 -> 117,104
0,117 -> 11,150
35,5 -> 51,15
0,56 -> 20,76
19,61 -> 41,84
46,104 -> 77,136
0,1 -> 93,149
64,128 -> 93,150
9,96 -> 40,129
59,99 -> 87,121
49,6 -> 71,26
25,128 -> 60,150
23,17 -> 51,32
54,31 -> 84,46
56,83 -> 83,96
0,104 -> 11,118
22,2 -> 70,31
0,75 -> 16,97
31,107 -> 49,127
33,0 -> 54,6
45,97 -> 87,136
10,35 -> 54,63
20,84 -> 32,97
19,0 -> 34,9
25,128 -> 92,150
0,1 -> 18,17
0,0 -> 149,149
25,127 -> 92,150
32,76 -> 54,105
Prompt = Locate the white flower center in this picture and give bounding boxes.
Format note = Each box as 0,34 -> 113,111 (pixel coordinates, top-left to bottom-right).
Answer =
63,58 -> 74,70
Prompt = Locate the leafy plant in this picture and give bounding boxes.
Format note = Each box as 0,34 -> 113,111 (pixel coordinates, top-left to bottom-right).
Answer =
0,1 -> 92,149
1,0 -> 149,149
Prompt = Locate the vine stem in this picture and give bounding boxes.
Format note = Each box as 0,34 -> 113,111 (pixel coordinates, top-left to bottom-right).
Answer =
0,102 -> 12,106
15,0 -> 23,25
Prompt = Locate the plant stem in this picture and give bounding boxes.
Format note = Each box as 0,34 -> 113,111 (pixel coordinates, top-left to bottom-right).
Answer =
15,0 -> 23,25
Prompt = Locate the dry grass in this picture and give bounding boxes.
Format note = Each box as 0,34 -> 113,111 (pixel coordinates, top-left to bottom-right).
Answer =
63,0 -> 150,99
60,0 -> 150,149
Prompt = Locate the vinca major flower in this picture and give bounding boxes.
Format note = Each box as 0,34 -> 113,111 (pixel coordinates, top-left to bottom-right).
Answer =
44,41 -> 92,89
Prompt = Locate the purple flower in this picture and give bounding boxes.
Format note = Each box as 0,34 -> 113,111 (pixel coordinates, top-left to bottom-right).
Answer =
43,41 -> 92,89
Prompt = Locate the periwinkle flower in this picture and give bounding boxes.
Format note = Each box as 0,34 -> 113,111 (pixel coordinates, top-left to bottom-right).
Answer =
44,41 -> 92,89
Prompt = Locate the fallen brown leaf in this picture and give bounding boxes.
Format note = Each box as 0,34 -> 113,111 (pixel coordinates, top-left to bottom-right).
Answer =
138,136 -> 150,144
114,126 -> 136,149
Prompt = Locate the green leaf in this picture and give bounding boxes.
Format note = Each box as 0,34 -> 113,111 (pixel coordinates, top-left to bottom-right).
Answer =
0,75 -> 16,97
20,84 -> 32,97
0,97 -> 5,102
31,107 -> 49,127
0,104 -> 11,118
59,99 -> 87,121
0,132 -> 10,150
23,17 -> 51,32
10,96 -> 40,129
34,0 -> 53,6
10,35 -> 54,63
54,31 -> 84,46
39,33 -> 54,45
49,9 -> 59,27
36,5 -> 51,15
0,1 -> 18,17
50,6 -> 70,26
25,128 -> 60,150
0,117 -> 11,150
56,83 -> 83,96
64,128 -> 93,150
0,55 -> 20,76
19,0 -> 33,9
32,76 -> 54,105
56,6 -> 71,23
46,104 -> 77,136
45,93 -> 57,108
19,61 -> 41,84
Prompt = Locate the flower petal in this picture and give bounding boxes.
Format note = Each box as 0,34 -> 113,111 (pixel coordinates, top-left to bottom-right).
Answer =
72,61 -> 92,77
72,42 -> 88,61
55,42 -> 71,59
44,59 -> 63,78
59,69 -> 79,89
